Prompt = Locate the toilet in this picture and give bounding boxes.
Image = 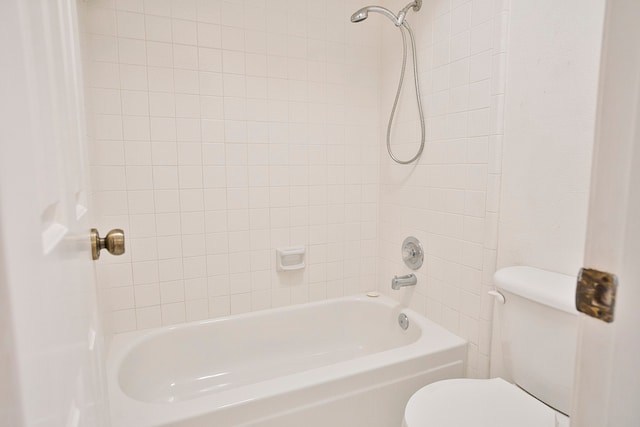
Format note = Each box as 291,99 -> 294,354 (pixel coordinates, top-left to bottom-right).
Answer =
403,266 -> 578,427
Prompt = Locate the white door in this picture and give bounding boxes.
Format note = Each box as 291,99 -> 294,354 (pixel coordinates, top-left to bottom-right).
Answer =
0,0 -> 107,426
571,0 -> 640,425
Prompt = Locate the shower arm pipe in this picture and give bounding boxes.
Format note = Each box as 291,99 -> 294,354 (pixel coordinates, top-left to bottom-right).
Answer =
386,20 -> 426,164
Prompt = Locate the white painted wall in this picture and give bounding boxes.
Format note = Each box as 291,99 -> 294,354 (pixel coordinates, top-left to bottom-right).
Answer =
497,0 -> 605,275
491,0 -> 605,380
79,0 -> 382,333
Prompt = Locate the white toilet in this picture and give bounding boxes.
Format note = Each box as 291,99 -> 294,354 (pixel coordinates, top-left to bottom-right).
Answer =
403,266 -> 578,427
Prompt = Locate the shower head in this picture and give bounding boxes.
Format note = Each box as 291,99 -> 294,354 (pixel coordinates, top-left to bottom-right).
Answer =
350,8 -> 369,23
350,1 -> 422,26
350,5 -> 399,24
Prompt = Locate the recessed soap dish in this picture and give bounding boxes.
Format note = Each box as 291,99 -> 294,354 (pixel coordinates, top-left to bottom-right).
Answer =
276,246 -> 305,271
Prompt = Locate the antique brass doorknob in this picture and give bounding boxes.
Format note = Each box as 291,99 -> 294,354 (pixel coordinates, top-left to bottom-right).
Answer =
91,228 -> 125,260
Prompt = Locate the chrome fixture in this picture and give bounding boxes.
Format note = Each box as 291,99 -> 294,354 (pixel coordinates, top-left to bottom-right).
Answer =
350,0 -> 422,26
398,313 -> 410,330
402,236 -> 424,270
397,0 -> 422,25
392,273 -> 417,290
350,5 -> 398,24
350,1 -> 425,164
91,228 -> 125,260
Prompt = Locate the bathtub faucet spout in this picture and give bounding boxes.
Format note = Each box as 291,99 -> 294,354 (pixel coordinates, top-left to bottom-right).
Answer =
391,274 -> 417,290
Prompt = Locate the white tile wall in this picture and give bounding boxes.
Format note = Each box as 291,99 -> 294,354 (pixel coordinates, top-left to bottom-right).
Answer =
80,0 -> 383,334
79,0 -> 523,380
376,0 -> 508,378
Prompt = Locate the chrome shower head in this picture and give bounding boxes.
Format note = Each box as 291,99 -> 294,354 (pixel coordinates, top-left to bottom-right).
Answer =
350,5 -> 399,24
350,7 -> 369,23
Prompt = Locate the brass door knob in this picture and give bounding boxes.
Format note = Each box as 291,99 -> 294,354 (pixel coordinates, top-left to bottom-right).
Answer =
91,228 -> 125,260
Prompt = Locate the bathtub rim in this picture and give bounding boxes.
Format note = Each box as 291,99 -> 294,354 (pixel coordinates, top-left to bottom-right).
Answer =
112,293 -> 421,364
107,293 -> 467,427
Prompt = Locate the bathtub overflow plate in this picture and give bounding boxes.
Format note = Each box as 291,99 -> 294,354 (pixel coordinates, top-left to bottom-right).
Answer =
398,313 -> 409,330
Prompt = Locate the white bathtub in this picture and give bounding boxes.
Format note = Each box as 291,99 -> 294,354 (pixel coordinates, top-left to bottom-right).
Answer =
108,294 -> 466,427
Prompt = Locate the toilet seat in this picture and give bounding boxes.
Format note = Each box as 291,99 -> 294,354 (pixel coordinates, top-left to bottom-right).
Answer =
403,378 -> 569,427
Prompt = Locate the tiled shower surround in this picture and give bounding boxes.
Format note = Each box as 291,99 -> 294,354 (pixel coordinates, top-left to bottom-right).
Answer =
80,0 -> 507,377
376,0 -> 507,378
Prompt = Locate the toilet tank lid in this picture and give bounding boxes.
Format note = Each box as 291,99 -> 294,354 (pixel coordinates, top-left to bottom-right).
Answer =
494,266 -> 578,314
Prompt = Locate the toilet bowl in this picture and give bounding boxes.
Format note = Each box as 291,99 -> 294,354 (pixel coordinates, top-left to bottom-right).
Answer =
402,267 -> 578,427
402,378 -> 569,427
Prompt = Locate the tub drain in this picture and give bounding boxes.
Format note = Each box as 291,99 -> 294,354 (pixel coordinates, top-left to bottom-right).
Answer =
398,313 -> 409,330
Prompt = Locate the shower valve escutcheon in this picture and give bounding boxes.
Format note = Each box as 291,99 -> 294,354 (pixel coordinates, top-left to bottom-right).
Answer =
392,274 -> 417,290
402,236 -> 424,270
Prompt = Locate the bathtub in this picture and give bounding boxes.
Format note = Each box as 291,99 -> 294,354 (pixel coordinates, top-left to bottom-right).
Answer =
107,294 -> 466,427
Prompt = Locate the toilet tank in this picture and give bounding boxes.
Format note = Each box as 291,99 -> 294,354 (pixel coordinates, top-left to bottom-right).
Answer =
494,266 -> 579,416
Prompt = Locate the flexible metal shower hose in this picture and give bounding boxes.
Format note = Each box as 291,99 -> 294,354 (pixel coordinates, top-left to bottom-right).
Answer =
387,21 -> 425,164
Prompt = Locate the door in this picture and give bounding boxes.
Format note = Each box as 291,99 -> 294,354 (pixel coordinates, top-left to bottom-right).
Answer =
571,0 -> 640,425
0,0 -> 107,426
